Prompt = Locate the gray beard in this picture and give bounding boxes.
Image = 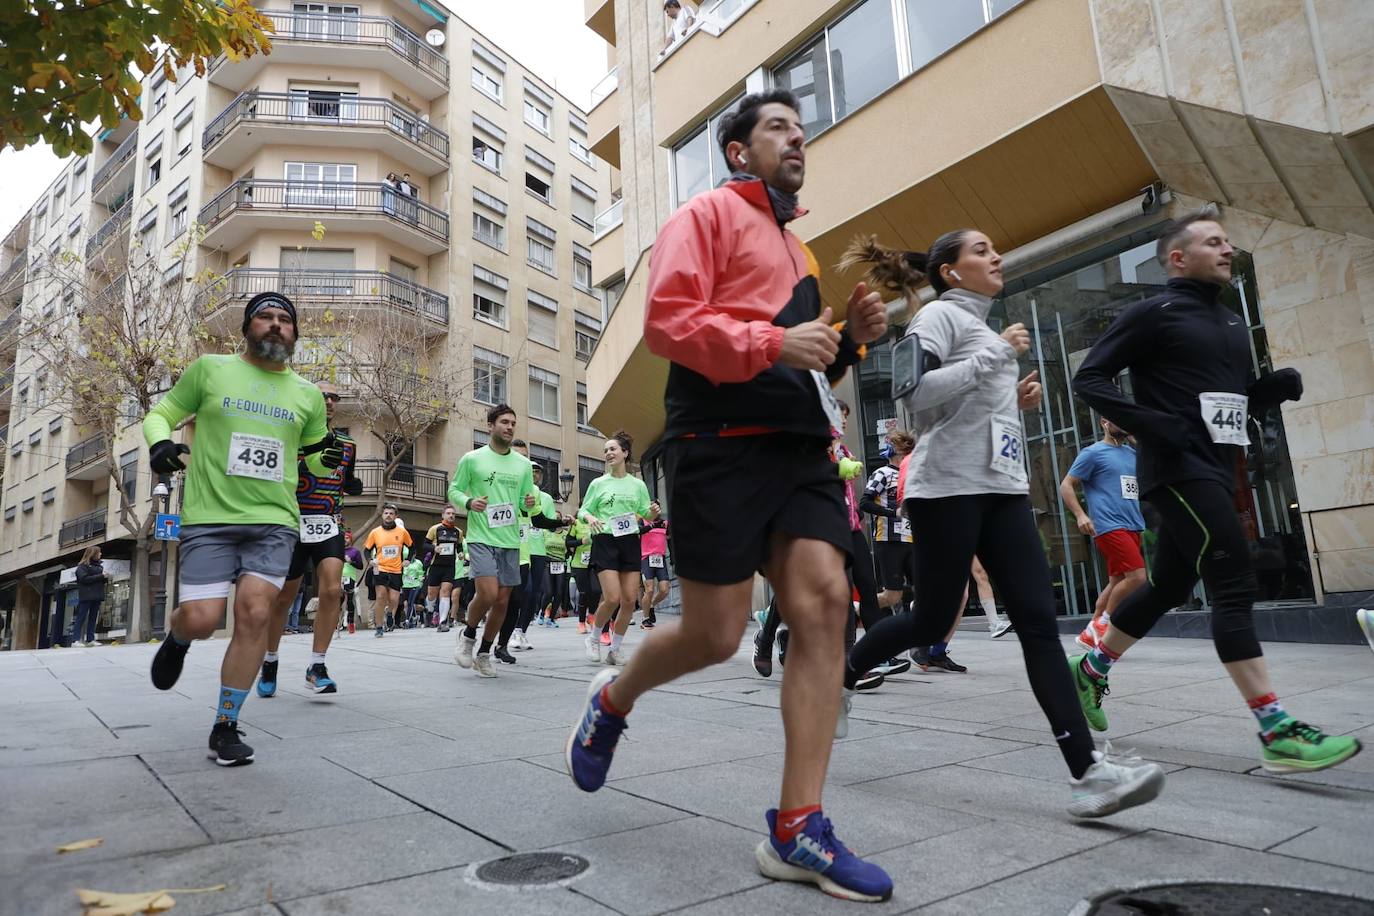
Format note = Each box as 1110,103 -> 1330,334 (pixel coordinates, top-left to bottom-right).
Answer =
250,336 -> 295,363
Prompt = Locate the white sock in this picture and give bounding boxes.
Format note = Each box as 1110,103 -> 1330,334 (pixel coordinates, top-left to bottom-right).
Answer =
439,597 -> 450,617
517,627 -> 527,637
264,651 -> 279,663
310,652 -> 327,666
981,598 -> 999,627
610,632 -> 624,652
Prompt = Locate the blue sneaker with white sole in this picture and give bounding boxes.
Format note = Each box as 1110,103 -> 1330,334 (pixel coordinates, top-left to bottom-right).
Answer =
755,809 -> 893,902
306,663 -> 337,694
255,659 -> 277,698
565,668 -> 627,792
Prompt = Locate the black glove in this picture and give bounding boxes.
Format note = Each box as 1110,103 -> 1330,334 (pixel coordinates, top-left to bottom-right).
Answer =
343,476 -> 364,496
1269,368 -> 1303,403
319,432 -> 344,469
149,440 -> 190,474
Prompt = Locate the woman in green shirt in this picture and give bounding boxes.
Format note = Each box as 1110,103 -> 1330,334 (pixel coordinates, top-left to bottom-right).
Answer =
579,431 -> 659,666
568,520 -> 598,633
538,526 -> 571,626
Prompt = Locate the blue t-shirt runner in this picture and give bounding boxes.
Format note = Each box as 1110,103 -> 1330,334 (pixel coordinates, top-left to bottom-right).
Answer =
1067,441 -> 1145,536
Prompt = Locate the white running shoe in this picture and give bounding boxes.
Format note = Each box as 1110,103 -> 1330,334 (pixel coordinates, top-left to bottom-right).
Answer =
605,649 -> 626,667
513,630 -> 531,651
990,619 -> 1014,639
584,633 -> 601,662
835,687 -> 855,739
455,633 -> 476,668
1067,742 -> 1166,818
1357,609 -> 1374,655
473,652 -> 497,678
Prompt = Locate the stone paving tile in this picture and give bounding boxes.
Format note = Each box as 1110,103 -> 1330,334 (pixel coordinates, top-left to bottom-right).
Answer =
281,871 -> 620,915
734,728 -> 1031,786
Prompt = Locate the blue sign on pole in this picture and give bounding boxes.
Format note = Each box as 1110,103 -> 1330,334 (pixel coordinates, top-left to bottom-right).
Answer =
155,513 -> 181,542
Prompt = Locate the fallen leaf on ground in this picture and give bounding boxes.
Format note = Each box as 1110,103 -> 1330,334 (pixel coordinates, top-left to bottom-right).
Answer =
57,837 -> 104,853
75,884 -> 226,915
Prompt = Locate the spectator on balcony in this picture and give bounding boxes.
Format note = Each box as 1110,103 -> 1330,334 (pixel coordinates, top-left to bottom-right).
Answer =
70,546 -> 108,647
383,172 -> 400,216
661,0 -> 696,54
398,173 -> 419,224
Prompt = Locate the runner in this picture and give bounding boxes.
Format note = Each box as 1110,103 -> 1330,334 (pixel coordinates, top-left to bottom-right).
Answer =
581,431 -> 658,666
423,505 -> 464,632
1070,208 -> 1360,774
145,290 -> 339,766
566,92 -> 896,901
860,431 -> 915,617
342,533 -> 364,634
401,552 -> 425,626
1059,417 -> 1147,649
969,557 -> 1012,638
256,381 -> 360,698
509,461 -> 565,651
568,518 -> 598,634
1358,608 -> 1374,656
448,404 -> 540,678
540,523 -> 571,626
842,230 -> 1166,818
363,505 -> 411,638
638,516 -> 669,629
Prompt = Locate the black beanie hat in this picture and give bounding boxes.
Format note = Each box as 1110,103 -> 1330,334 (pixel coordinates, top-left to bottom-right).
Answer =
242,291 -> 298,335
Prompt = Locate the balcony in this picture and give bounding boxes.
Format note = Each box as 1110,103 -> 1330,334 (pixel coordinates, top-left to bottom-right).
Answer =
209,268 -> 449,338
60,507 -> 107,549
209,10 -> 448,100
203,92 -> 449,176
86,200 -> 132,261
588,69 -> 620,170
353,459 -> 448,506
0,258 -> 24,305
198,179 -> 449,256
91,131 -> 138,205
584,0 -> 615,45
592,198 -> 623,240
0,311 -> 20,357
66,433 -> 112,481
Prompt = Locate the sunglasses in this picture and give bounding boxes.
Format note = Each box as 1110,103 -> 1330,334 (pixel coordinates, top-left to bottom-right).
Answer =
322,393 -> 341,403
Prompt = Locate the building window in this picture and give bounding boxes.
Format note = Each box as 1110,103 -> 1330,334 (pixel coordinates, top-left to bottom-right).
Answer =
523,97 -> 551,135
151,72 -> 168,114
120,450 -> 139,500
525,171 -> 551,204
168,179 -> 189,241
573,243 -> 592,292
42,487 -> 55,504
529,444 -> 561,499
472,345 -> 508,405
472,65 -> 503,101
137,207 -> 158,252
53,186 -> 65,213
569,133 -> 591,164
22,497 -> 34,514
578,455 -> 602,499
527,366 -> 560,423
471,41 -> 506,102
526,217 -> 556,275
473,135 -> 503,173
67,215 -> 82,237
671,96 -> 741,206
575,312 -> 601,362
473,211 -> 505,251
284,161 -> 356,206
773,0 -> 897,137
473,265 -> 508,327
2,506 -> 13,522
906,0 -> 991,72
526,290 -> 558,348
576,382 -> 592,430
174,113 -> 194,159
571,177 -> 597,230
146,156 -> 162,188
162,261 -> 182,286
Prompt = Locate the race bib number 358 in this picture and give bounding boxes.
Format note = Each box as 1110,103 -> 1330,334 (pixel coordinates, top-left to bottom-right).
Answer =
227,433 -> 284,482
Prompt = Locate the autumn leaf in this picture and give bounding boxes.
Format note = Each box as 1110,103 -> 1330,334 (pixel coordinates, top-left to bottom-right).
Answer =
57,837 -> 104,853
75,885 -> 225,915
311,221 -> 326,241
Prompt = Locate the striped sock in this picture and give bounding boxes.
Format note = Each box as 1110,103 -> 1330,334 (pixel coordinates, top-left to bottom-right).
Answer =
1248,693 -> 1291,737
1080,642 -> 1121,681
215,685 -> 248,724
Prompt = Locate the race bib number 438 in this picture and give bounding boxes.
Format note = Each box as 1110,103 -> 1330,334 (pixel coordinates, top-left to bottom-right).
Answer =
1200,392 -> 1248,446
227,433 -> 284,482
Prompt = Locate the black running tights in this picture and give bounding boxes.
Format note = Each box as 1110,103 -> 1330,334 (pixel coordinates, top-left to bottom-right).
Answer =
1110,479 -> 1261,663
849,494 -> 1096,778
758,529 -> 883,655
573,568 -> 599,623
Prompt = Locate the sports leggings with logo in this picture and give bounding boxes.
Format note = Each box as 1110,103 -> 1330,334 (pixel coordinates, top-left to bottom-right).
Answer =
848,493 -> 1097,778
1108,479 -> 1261,663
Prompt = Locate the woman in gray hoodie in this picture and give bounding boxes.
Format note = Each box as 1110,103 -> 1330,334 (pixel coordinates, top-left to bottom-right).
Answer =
841,229 -> 1165,820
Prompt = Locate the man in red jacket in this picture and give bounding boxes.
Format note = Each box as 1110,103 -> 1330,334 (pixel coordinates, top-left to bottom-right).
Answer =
565,90 -> 892,902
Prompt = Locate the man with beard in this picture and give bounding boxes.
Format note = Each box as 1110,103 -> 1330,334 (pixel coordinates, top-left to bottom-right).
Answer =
144,291 -> 342,766
256,381 -> 362,698
364,504 -> 412,637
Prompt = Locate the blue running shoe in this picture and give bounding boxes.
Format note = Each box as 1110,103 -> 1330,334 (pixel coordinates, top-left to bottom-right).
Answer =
255,659 -> 278,698
306,662 -> 337,695
755,809 -> 894,902
565,668 -> 627,792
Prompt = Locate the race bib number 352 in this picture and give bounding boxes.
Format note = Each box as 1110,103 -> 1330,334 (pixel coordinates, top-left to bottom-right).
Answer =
227,433 -> 284,482
299,514 -> 338,543
1200,392 -> 1248,446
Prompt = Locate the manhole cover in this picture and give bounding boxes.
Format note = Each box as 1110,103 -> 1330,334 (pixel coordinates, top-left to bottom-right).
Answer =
473,852 -> 589,887
1082,882 -> 1374,915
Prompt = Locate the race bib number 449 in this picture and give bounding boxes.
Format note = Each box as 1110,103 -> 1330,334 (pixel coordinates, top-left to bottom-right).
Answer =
1200,392 -> 1248,446
227,433 -> 284,482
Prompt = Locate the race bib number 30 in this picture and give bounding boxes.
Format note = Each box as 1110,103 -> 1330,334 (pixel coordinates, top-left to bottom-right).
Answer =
989,416 -> 1027,480
299,514 -> 338,543
1200,392 -> 1248,446
610,514 -> 637,538
227,433 -> 284,482
485,502 -> 516,528
1120,475 -> 1140,501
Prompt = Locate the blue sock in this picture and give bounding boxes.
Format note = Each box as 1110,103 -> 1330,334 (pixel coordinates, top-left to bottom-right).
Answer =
930,641 -> 948,657
216,685 -> 248,724
169,632 -> 190,647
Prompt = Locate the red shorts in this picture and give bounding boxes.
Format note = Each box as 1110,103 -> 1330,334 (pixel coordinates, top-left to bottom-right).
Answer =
1094,528 -> 1144,576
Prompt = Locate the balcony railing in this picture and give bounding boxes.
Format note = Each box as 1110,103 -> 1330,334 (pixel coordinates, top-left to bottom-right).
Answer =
66,433 -> 109,474
91,131 -> 139,196
353,459 -> 448,503
60,508 -> 107,548
198,179 -> 449,243
593,198 -> 624,239
86,200 -> 132,258
590,67 -> 618,108
211,9 -> 449,83
0,310 -> 20,343
203,91 -> 449,160
0,367 -> 12,392
0,257 -> 25,293
216,267 -> 449,324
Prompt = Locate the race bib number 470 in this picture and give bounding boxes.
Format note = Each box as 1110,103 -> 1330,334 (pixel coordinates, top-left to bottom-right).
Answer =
485,503 -> 516,528
1200,392 -> 1248,446
227,433 -> 284,482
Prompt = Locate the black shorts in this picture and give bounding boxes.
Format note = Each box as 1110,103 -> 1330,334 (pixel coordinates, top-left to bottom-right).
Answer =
426,564 -> 456,588
591,533 -> 641,573
374,571 -> 403,590
664,433 -> 851,585
287,531 -> 346,580
873,541 -> 915,592
641,556 -> 671,581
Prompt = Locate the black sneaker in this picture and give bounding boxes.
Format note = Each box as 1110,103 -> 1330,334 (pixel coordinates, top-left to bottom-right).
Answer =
777,628 -> 789,669
495,645 -> 518,665
928,653 -> 967,673
909,646 -> 930,671
306,662 -> 337,694
855,669 -> 885,691
437,621 -> 451,633
150,637 -> 190,690
255,659 -> 278,698
207,721 -> 254,767
752,628 -> 774,678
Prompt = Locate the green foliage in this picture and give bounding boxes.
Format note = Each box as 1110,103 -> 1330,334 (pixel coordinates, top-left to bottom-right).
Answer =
1,0 -> 274,155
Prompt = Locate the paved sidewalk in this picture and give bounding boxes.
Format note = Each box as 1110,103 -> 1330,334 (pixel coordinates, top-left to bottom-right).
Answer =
2,621 -> 1371,915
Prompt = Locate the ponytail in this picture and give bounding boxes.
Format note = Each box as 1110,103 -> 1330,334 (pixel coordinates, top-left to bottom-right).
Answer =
838,230 -> 974,299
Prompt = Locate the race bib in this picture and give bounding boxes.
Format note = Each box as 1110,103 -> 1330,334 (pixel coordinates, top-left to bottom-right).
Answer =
227,433 -> 284,482
299,514 -> 337,543
811,370 -> 846,433
549,561 -> 566,575
610,514 -> 637,538
989,416 -> 1027,480
485,502 -> 516,528
381,545 -> 400,559
893,517 -> 911,538
575,548 -> 591,566
519,523 -> 530,542
436,542 -> 455,556
648,554 -> 665,568
1120,475 -> 1139,501
1200,392 -> 1248,446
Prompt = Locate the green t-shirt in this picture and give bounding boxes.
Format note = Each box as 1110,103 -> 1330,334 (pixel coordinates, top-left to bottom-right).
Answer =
543,527 -> 567,561
447,446 -> 537,550
580,474 -> 652,529
402,559 -> 425,589
454,551 -> 467,580
143,354 -> 328,528
568,520 -> 593,570
526,491 -> 558,558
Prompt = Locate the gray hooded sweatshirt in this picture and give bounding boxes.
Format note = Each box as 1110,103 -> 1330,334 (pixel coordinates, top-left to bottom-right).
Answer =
900,288 -> 1029,500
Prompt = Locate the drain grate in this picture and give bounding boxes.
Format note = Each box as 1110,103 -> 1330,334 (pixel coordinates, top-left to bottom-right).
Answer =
1083,883 -> 1374,916
474,852 -> 589,886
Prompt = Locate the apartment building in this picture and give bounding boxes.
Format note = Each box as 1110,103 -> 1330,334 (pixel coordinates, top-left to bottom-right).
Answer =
583,0 -> 1374,642
0,0 -> 613,649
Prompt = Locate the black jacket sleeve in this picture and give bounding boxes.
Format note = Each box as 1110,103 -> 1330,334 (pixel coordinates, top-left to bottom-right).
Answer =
1072,303 -> 1187,451
75,564 -> 103,584
1247,368 -> 1303,410
858,496 -> 897,519
530,512 -> 562,531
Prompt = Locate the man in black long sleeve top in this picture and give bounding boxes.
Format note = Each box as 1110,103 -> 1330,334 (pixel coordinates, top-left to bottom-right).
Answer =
1068,208 -> 1359,776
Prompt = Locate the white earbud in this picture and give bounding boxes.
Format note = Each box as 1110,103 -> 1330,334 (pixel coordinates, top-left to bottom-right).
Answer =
739,153 -> 748,168
950,269 -> 963,282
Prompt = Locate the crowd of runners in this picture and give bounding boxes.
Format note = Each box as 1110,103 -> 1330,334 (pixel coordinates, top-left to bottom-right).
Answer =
141,90 -> 1363,905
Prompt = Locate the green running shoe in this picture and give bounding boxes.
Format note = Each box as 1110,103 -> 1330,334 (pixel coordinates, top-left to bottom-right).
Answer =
1069,653 -> 1109,732
1260,720 -> 1362,774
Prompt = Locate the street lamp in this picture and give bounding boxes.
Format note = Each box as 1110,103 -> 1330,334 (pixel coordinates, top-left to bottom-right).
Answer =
558,469 -> 575,503
152,475 -> 173,636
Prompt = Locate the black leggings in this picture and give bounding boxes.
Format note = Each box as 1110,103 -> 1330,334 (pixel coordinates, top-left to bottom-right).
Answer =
849,494 -> 1096,778
546,571 -> 570,616
758,529 -> 883,655
573,568 -> 599,623
1110,479 -> 1261,663
499,566 -> 529,647
518,555 -> 549,631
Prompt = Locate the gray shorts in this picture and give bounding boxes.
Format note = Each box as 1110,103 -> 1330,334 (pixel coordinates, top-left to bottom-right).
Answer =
466,543 -> 521,587
179,524 -> 297,596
